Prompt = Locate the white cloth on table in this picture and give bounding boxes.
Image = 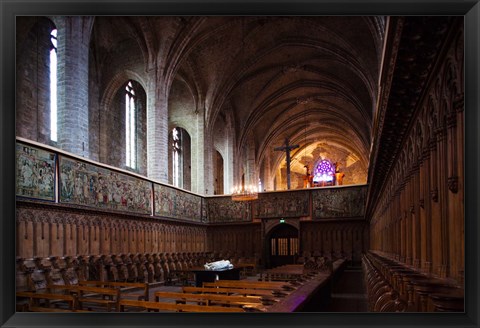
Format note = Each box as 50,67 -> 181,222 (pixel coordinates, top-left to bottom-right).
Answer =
204,259 -> 234,270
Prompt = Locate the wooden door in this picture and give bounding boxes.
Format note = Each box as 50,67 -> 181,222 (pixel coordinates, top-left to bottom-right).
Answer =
268,224 -> 299,268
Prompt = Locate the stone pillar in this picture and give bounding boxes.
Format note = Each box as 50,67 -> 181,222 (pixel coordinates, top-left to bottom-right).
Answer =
146,69 -> 168,183
202,131 -> 214,195
191,104 -> 206,194
264,152 -> 275,191
246,133 -> 257,189
224,113 -> 234,194
56,16 -> 94,157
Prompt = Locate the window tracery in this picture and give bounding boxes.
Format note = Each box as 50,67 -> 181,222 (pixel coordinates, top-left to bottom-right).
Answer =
313,159 -> 335,185
125,81 -> 137,169
50,28 -> 58,142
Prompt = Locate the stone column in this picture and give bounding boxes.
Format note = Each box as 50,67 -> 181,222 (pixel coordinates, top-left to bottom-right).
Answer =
202,131 -> 214,195
246,133 -> 257,189
264,153 -> 274,191
146,69 -> 169,183
191,103 -> 206,194
55,16 -> 94,157
223,113 -> 234,194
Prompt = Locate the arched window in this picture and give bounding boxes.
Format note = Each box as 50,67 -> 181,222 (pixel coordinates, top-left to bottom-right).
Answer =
313,159 -> 335,184
172,127 -> 182,187
49,28 -> 58,142
169,127 -> 191,190
125,81 -> 137,169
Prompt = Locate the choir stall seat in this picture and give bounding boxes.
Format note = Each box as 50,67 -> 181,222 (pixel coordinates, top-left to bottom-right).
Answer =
62,256 -> 80,285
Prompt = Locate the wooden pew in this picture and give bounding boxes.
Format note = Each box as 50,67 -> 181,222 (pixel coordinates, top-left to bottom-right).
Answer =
203,280 -> 295,292
16,291 -> 77,311
259,267 -> 308,283
78,280 -> 149,301
155,291 -> 265,308
27,306 -> 90,313
119,299 -> 246,312
182,286 -> 283,299
46,284 -> 121,312
235,263 -> 256,276
265,271 -> 332,312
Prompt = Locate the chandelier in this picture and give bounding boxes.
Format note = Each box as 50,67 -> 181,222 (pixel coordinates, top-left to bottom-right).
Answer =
231,174 -> 258,201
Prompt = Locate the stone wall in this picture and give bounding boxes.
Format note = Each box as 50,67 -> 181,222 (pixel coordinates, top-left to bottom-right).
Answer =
16,17 -> 54,145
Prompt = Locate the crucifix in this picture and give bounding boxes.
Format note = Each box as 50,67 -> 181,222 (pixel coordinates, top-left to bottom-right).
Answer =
274,138 -> 299,190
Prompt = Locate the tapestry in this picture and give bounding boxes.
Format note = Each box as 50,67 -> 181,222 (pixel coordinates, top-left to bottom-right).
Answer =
16,142 -> 56,201
253,191 -> 309,218
207,196 -> 251,223
154,184 -> 203,222
59,156 -> 152,214
312,185 -> 367,219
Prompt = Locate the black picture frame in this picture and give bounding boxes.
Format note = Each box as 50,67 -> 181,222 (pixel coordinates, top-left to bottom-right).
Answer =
1,1 -> 478,328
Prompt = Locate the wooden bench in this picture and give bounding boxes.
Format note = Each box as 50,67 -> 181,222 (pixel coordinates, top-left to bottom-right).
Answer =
46,285 -> 121,312
16,291 -> 77,311
182,286 -> 281,299
260,264 -> 310,282
119,299 -> 245,312
155,291 -> 265,308
28,306 -> 90,313
235,263 -> 256,276
203,280 -> 295,292
78,280 -> 149,301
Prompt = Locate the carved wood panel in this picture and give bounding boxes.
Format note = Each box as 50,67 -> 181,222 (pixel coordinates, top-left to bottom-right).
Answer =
16,203 -> 208,259
369,21 -> 464,284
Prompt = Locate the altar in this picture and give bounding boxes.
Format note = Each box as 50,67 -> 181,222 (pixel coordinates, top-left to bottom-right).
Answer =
190,267 -> 241,287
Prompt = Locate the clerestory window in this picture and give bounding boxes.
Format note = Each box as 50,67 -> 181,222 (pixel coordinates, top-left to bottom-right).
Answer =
172,127 -> 182,187
50,28 -> 58,142
125,81 -> 137,169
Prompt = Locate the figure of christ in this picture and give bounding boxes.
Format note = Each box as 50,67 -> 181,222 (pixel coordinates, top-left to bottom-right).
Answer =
274,138 -> 299,190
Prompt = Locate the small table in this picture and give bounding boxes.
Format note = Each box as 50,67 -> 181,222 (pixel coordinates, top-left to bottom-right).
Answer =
190,267 -> 241,287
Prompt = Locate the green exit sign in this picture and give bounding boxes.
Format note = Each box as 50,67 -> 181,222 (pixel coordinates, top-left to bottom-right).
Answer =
279,219 -> 285,223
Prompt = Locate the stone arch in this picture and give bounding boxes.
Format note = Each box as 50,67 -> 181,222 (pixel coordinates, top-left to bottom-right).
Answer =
99,72 -> 148,172
168,126 -> 192,190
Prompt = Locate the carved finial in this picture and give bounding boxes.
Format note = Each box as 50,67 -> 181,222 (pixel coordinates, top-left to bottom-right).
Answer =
430,188 -> 439,202
448,176 -> 459,193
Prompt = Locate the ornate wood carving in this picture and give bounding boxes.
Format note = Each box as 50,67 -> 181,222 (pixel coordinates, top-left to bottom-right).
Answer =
447,176 -> 459,194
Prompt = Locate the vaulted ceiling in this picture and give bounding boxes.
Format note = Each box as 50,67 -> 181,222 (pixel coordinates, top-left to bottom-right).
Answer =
91,16 -> 385,183
174,17 -> 384,172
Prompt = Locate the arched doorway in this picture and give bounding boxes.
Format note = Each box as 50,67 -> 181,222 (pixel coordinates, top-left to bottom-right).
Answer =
266,223 -> 299,268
